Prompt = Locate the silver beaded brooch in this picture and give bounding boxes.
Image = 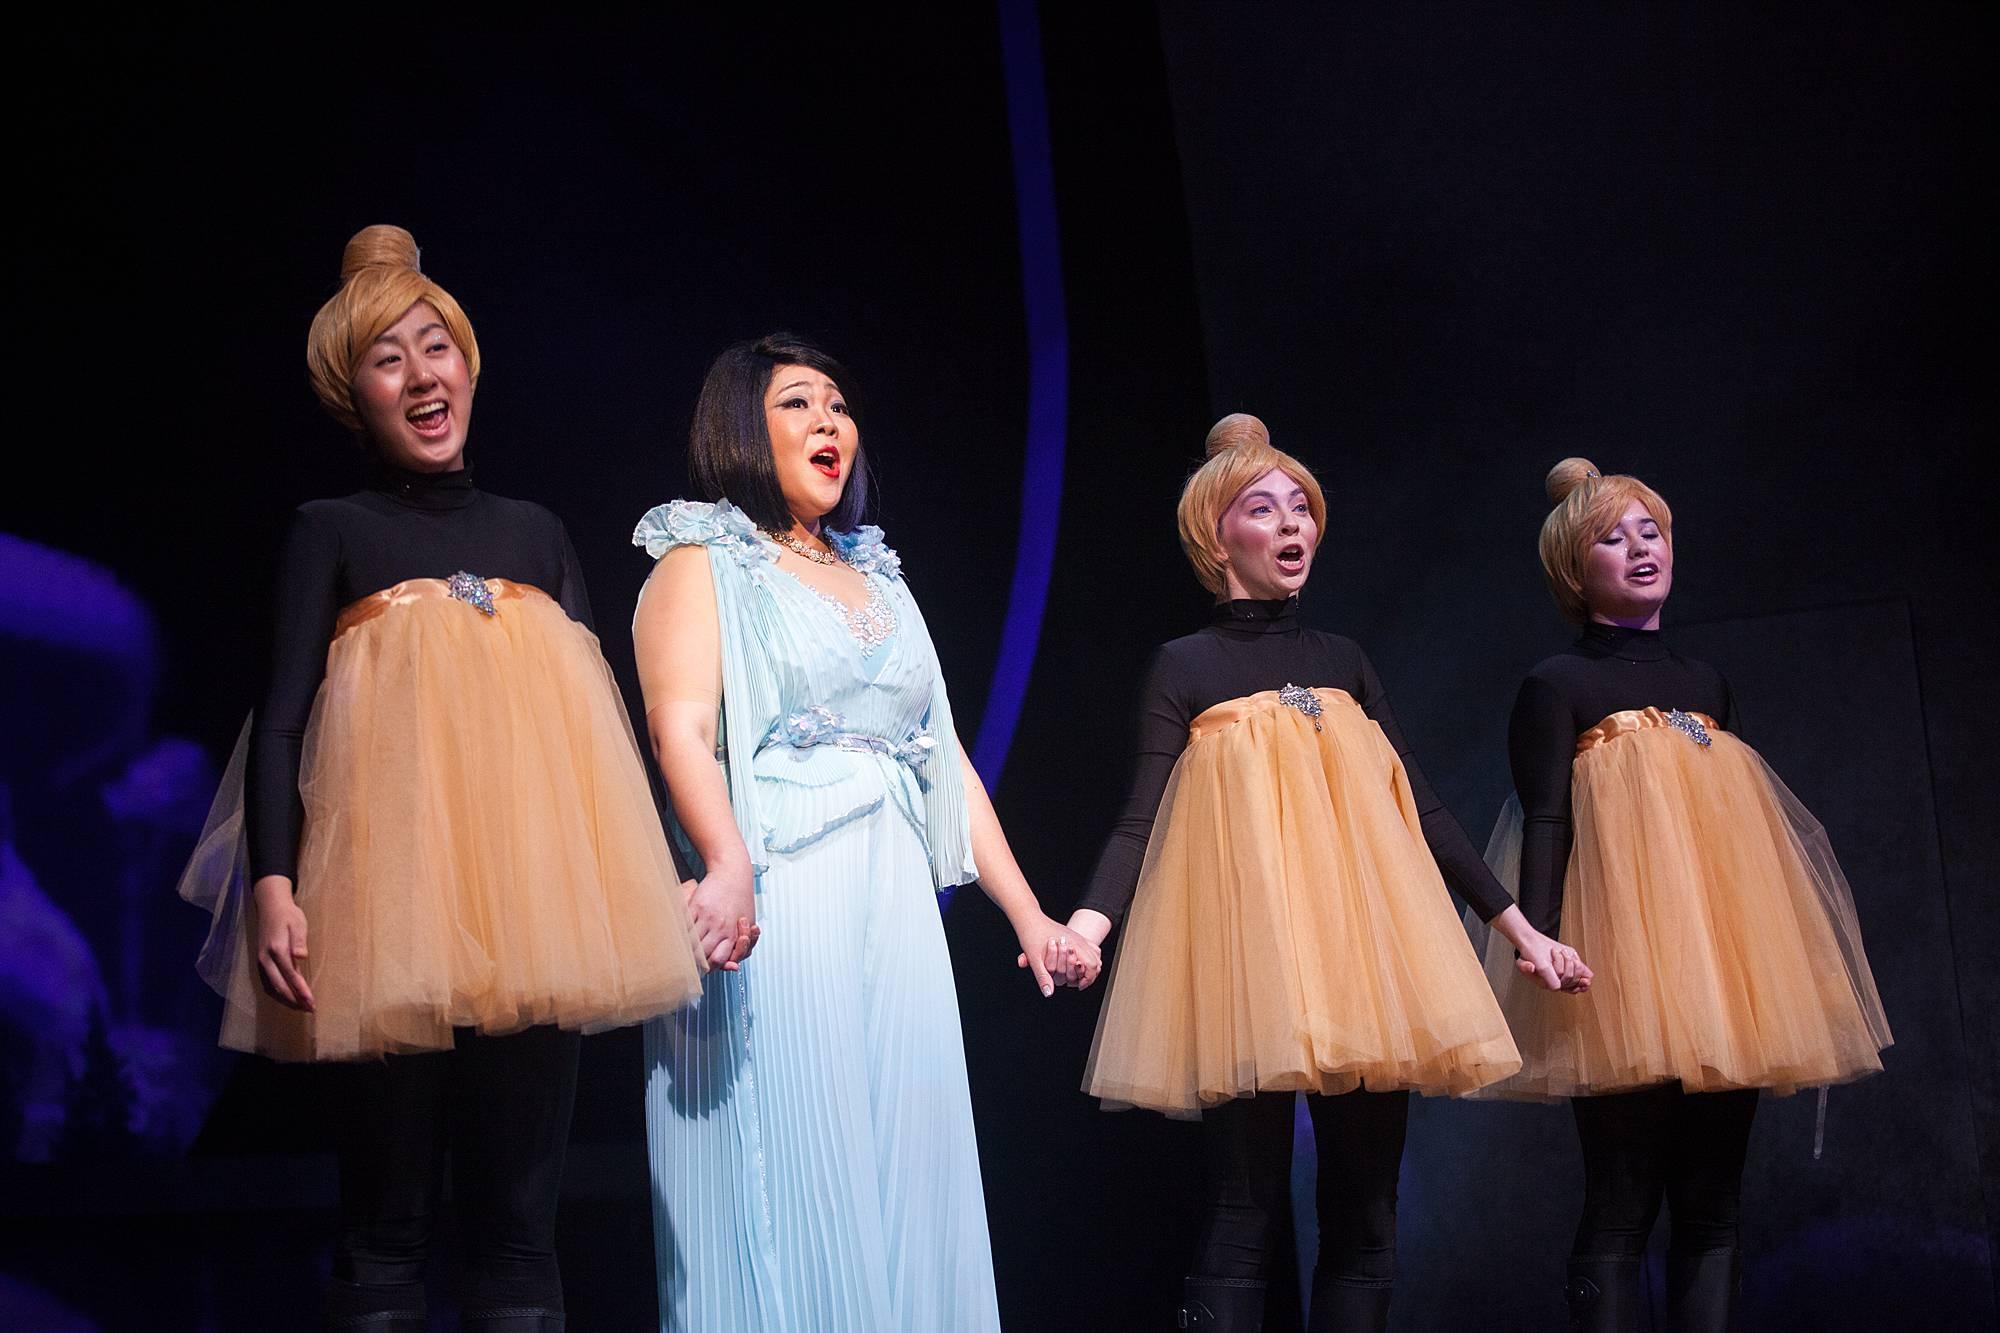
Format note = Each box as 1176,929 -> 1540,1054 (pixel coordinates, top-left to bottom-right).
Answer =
447,571 -> 498,617
1278,683 -> 1324,731
1665,708 -> 1712,747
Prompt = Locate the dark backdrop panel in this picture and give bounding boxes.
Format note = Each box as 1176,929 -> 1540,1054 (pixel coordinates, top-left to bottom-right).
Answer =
1674,602 -> 1989,1327
1920,606 -> 2000,1303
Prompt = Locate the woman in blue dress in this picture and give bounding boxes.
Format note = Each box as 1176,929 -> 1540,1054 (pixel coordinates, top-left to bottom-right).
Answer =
630,334 -> 1098,1333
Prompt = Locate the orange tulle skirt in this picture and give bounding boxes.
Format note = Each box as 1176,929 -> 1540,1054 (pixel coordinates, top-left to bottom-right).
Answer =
182,578 -> 703,1061
1083,688 -> 1521,1117
1480,709 -> 1891,1098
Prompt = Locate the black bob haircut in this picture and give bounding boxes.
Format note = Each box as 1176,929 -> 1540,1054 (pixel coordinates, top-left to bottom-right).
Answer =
687,333 -> 874,534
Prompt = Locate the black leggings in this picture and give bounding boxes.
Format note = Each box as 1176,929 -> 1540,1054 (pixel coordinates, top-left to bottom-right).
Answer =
1194,1089 -> 1408,1291
1570,1084 -> 1759,1261
328,1024 -> 581,1319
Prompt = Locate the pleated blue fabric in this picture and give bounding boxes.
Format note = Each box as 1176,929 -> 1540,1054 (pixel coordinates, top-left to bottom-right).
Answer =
632,500 -> 998,1333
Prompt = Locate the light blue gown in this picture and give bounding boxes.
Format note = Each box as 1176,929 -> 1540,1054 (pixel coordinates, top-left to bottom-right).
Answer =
631,500 -> 1001,1333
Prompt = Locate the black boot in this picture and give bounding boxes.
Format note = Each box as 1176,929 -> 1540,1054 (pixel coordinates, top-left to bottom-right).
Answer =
1666,1246 -> 1737,1333
1178,1276 -> 1267,1330
324,1278 -> 427,1331
461,1309 -> 565,1331
1308,1276 -> 1393,1332
1566,1255 -> 1641,1333
461,1310 -> 565,1332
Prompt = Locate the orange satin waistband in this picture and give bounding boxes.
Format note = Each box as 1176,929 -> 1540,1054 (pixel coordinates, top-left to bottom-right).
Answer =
334,577 -> 547,635
1576,707 -> 1722,754
1188,687 -> 1355,741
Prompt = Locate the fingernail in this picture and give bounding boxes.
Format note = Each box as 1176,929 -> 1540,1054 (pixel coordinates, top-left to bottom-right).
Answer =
1042,984 -> 1053,997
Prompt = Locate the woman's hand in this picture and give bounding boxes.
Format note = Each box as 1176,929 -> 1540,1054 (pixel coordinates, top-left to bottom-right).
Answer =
682,877 -> 760,972
686,860 -> 758,971
252,874 -> 314,1011
1014,914 -> 1102,996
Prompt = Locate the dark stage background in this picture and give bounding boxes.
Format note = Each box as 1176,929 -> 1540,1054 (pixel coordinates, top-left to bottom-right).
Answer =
2,4 -> 1991,1329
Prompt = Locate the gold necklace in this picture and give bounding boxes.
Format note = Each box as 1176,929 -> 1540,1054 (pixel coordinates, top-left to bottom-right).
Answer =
764,528 -> 845,566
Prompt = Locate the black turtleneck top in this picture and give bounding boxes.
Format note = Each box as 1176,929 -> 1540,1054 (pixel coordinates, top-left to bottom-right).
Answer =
1077,598 -> 1514,928
244,465 -> 594,881
1507,622 -> 1738,937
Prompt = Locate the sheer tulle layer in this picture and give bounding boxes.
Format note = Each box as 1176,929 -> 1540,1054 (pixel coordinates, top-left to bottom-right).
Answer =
1084,688 -> 1520,1117
187,579 -> 703,1061
1480,711 -> 1891,1098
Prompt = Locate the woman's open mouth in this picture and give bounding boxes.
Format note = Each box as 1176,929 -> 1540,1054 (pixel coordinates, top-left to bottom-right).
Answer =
810,446 -> 841,480
1628,562 -> 1659,584
406,399 -> 451,440
1275,543 -> 1307,575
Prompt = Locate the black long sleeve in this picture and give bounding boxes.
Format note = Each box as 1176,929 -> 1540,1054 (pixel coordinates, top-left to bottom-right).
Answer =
555,524 -> 596,634
1077,597 -> 1514,929
1507,623 -> 1736,937
1074,648 -> 1194,926
1508,674 -> 1580,941
244,464 -> 592,881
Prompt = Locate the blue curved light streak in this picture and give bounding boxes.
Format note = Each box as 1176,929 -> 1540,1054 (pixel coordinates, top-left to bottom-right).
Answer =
972,0 -> 1069,793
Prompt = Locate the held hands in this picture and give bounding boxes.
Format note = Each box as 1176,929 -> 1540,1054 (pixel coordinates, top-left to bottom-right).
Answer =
1515,929 -> 1593,994
684,864 -> 760,972
1047,907 -> 1114,990
1489,904 -> 1591,994
1013,913 -> 1104,997
252,875 -> 314,1012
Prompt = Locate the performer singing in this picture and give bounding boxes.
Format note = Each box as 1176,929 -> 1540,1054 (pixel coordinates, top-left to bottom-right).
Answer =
1065,415 -> 1587,1333
631,333 -> 1096,1333
180,225 -> 706,1331
1482,457 -> 1891,1331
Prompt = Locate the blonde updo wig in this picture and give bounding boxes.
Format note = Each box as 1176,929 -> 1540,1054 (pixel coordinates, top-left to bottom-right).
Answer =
1176,414 -> 1327,597
305,225 -> 480,431
1538,457 -> 1674,622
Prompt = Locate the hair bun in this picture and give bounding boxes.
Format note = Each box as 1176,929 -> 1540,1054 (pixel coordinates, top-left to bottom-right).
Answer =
1545,456 -> 1603,504
340,224 -> 422,282
1204,412 -> 1269,459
